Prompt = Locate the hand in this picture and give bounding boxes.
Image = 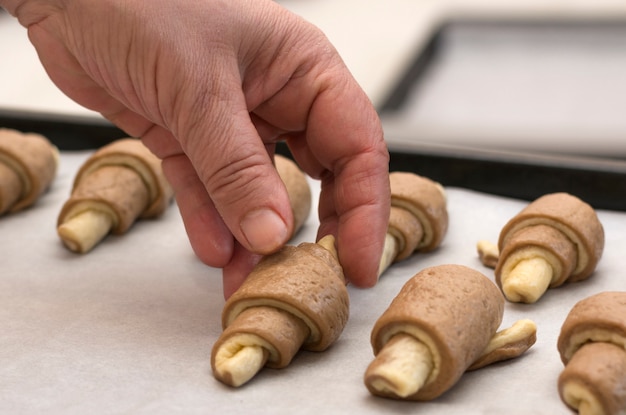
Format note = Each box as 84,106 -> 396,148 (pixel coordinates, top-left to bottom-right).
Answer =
5,0 -> 390,297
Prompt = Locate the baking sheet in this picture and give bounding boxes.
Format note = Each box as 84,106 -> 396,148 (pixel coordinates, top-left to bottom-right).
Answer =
2,150 -> 625,414
380,19 -> 626,158
378,18 -> 626,212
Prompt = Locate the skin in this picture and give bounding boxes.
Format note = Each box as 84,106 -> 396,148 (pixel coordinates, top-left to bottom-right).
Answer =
2,0 -> 390,298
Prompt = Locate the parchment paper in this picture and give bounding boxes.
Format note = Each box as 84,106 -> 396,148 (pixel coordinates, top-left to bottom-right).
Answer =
1,151 -> 624,414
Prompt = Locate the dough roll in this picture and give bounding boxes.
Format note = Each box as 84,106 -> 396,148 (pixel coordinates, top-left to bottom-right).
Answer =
558,342 -> 626,415
57,138 -> 173,253
495,192 -> 604,303
558,292 -> 626,364
367,264 -> 504,400
274,154 -> 311,238
557,292 -> 626,415
0,128 -> 58,214
389,172 -> 448,256
379,172 -> 448,276
212,236 -> 348,387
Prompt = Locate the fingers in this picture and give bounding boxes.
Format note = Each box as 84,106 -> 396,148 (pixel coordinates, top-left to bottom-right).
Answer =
222,242 -> 262,300
239,9 -> 390,287
306,78 -> 390,288
160,154 -> 234,268
173,74 -> 294,257
150,8 -> 297,258
19,0 -> 389,294
317,149 -> 390,288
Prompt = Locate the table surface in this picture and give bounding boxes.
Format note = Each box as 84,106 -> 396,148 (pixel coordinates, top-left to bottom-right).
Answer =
2,151 -> 625,415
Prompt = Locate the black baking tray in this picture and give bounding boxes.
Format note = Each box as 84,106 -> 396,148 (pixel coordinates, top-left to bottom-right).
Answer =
377,18 -> 626,211
0,108 -> 126,150
386,142 -> 626,211
2,103 -> 625,211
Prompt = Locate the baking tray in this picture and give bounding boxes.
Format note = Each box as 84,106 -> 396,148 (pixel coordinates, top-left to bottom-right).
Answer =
0,108 -> 126,150
6,152 -> 624,415
378,18 -> 626,211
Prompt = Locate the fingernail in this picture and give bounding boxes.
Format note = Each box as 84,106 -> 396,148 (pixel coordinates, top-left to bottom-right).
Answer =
240,209 -> 289,254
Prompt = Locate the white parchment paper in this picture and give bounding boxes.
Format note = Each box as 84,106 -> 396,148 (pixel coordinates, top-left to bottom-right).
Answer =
1,151 -> 624,414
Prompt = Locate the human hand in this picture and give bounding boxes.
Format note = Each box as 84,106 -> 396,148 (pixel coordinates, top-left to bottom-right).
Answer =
4,0 -> 390,298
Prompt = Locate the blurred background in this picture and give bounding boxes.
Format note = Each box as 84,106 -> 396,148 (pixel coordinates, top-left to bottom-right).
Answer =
3,0 -> 626,158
